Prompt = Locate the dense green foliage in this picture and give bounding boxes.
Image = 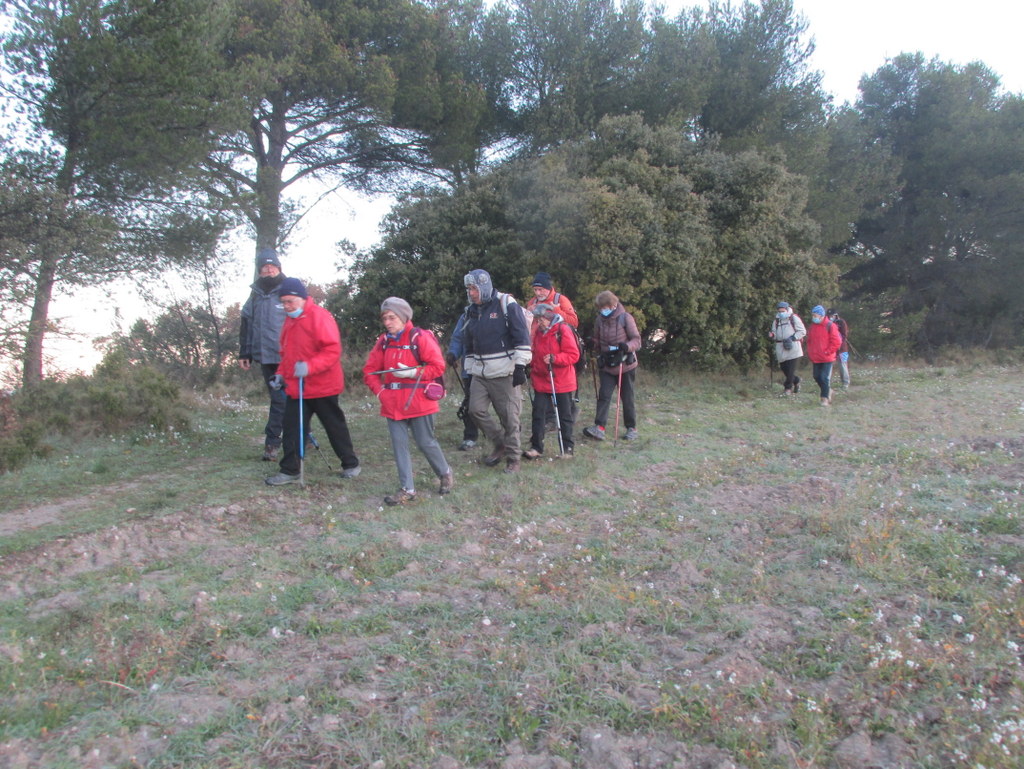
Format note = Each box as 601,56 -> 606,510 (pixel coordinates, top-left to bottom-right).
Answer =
2,0 -> 1022,387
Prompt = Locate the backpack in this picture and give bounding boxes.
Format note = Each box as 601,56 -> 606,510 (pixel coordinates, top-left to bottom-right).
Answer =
555,323 -> 588,376
498,292 -> 530,330
380,327 -> 446,400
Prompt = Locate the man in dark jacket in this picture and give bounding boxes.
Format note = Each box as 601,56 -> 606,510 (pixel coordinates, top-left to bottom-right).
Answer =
238,248 -> 289,461
462,269 -> 532,473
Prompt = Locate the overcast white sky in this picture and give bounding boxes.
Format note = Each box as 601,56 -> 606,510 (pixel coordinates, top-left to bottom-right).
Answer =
47,0 -> 1024,373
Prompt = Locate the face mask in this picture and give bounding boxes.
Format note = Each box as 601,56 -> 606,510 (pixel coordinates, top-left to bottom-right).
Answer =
600,308 -> 613,317
811,316 -> 822,324
286,308 -> 303,319
776,311 -> 788,319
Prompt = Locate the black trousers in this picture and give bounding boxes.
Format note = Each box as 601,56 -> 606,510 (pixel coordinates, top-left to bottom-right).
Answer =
280,394 -> 358,475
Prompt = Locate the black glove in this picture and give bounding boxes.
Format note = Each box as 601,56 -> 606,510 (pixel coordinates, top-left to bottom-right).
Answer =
445,352 -> 457,367
788,335 -> 797,343
512,364 -> 527,387
268,374 -> 284,391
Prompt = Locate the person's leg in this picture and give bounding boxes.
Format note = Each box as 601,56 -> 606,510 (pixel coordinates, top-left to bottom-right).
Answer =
594,370 -> 616,427
529,391 -> 549,454
386,418 -> 415,492
310,396 -> 359,470
619,368 -> 637,429
482,376 -> 522,459
838,351 -> 850,386
460,375 -> 478,442
780,359 -> 797,392
469,376 -> 503,448
277,396 -> 307,476
408,414 -> 450,478
819,362 -> 833,400
555,390 -> 575,453
260,363 -> 286,449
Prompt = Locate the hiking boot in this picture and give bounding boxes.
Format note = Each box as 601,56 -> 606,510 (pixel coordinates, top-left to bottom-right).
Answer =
820,397 -> 831,407
262,445 -> 279,462
624,427 -> 638,441
504,458 -> 521,474
582,425 -> 606,441
339,465 -> 361,479
793,377 -> 801,394
265,472 -> 300,486
558,448 -> 574,459
439,470 -> 454,495
483,445 -> 504,467
522,448 -> 542,459
384,489 -> 417,506
781,389 -> 792,397
458,439 -> 477,451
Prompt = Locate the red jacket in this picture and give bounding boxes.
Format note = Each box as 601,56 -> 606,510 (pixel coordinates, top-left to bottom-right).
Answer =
530,320 -> 579,394
278,299 -> 344,399
805,318 -> 843,363
362,321 -> 446,420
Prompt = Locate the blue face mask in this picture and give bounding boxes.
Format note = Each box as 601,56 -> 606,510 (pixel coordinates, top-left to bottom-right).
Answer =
811,315 -> 822,324
286,308 -> 303,319
600,308 -> 614,317
776,312 -> 788,319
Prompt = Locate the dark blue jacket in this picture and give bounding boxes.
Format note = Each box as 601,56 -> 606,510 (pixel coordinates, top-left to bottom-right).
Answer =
463,293 -> 532,378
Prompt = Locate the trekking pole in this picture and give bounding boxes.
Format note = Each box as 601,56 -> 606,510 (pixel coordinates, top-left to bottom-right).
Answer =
590,352 -> 599,400
297,375 -> 305,488
613,359 -> 624,444
403,366 -> 425,411
306,434 -> 333,471
547,360 -> 564,456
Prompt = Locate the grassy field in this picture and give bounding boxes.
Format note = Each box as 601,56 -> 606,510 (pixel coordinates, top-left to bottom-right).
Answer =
1,362 -> 1022,768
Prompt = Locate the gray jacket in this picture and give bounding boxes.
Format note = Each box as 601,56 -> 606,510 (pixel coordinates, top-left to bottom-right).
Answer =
771,312 -> 806,363
239,280 -> 286,364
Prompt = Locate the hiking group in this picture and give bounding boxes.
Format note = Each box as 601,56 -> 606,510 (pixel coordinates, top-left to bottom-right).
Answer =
769,301 -> 851,405
240,251 -> 848,505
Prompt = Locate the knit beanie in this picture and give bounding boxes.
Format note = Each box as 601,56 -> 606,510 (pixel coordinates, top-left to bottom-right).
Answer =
531,272 -> 553,289
256,248 -> 281,269
278,277 -> 308,299
777,301 -> 790,310
531,302 -> 556,320
380,297 -> 413,324
812,304 -> 826,317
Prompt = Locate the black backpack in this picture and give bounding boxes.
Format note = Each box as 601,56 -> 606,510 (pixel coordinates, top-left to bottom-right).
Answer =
555,323 -> 588,376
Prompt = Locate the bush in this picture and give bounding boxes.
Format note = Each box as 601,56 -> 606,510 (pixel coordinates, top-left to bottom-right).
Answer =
0,352 -> 189,472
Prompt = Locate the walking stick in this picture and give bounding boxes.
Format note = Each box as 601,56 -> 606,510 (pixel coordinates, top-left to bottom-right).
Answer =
306,434 -> 332,471
613,359 -> 624,444
297,374 -> 305,487
590,352 -> 599,400
547,360 -> 564,456
403,366 -> 425,411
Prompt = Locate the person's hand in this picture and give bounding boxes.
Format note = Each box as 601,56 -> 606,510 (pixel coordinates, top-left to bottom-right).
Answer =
788,335 -> 797,343
545,353 -> 554,365
392,365 -> 419,379
445,352 -> 457,367
512,364 -> 527,386
294,361 -> 308,378
768,332 -> 775,339
268,374 -> 284,391
239,358 -> 252,370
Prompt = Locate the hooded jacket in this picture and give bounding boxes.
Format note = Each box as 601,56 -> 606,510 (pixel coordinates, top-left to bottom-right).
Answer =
591,304 -> 641,375
239,276 -> 286,364
530,317 -> 580,394
362,321 -> 446,420
463,296 -> 532,378
278,298 -> 345,399
770,311 -> 806,363
805,317 -> 843,363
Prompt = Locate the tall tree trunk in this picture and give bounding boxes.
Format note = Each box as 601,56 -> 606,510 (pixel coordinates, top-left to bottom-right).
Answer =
22,253 -> 58,387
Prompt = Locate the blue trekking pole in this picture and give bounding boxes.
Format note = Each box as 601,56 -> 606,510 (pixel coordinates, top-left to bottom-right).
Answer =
297,374 -> 305,487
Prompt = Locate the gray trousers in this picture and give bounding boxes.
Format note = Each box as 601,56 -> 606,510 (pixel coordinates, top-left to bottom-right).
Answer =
469,374 -> 523,458
387,415 -> 450,493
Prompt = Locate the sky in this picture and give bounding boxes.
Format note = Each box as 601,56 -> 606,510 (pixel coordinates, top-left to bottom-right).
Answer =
44,0 -> 1024,374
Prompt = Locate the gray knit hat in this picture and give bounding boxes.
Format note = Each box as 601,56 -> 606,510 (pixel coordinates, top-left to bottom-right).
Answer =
380,297 -> 413,324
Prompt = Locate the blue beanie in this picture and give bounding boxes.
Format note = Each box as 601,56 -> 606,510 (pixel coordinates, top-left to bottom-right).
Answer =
278,277 -> 308,299
812,304 -> 826,317
777,301 -> 790,310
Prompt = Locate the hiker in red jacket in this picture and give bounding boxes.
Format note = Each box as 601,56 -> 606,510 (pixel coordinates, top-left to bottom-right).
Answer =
363,297 -> 453,506
805,304 -> 843,406
265,278 -> 360,485
524,303 -> 579,459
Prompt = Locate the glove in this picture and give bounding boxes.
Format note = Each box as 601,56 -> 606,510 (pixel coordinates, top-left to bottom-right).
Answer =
606,344 -> 619,352
788,335 -> 797,343
268,374 -> 284,391
392,365 -> 419,379
445,352 -> 457,367
293,361 -> 308,378
768,332 -> 775,339
512,364 -> 527,387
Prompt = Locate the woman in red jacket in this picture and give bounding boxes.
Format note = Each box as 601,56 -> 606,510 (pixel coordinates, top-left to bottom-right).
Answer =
524,303 -> 580,458
805,304 -> 843,406
363,297 -> 453,505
